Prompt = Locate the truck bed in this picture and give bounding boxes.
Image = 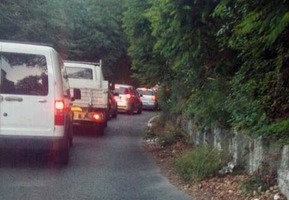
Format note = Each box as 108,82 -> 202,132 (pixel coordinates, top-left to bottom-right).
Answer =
73,88 -> 108,109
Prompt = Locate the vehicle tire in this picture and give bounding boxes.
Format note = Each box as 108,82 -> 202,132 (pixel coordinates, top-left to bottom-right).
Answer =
58,138 -> 70,165
137,106 -> 142,114
93,123 -> 104,136
127,106 -> 134,115
69,134 -> 73,147
98,124 -> 104,136
103,119 -> 108,128
112,111 -> 117,118
69,124 -> 73,147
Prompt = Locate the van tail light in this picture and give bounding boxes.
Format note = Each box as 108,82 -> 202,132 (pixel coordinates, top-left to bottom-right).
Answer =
55,100 -> 65,125
151,95 -> 156,101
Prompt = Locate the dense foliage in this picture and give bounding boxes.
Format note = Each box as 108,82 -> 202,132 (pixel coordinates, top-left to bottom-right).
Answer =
1,0 -> 289,142
0,0 -> 129,82
215,0 -> 289,141
123,0 -> 289,142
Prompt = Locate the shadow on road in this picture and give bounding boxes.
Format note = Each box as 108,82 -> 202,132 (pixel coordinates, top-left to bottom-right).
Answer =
0,149 -> 67,169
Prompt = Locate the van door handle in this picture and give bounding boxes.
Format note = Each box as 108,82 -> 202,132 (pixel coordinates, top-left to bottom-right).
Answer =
38,99 -> 47,103
5,96 -> 23,102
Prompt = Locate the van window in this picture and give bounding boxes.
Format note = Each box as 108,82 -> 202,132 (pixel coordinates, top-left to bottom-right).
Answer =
0,52 -> 48,96
66,67 -> 93,80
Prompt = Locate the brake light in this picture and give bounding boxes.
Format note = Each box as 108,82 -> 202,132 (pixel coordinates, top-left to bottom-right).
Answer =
92,114 -> 101,121
151,95 -> 156,101
89,113 -> 103,122
125,94 -> 132,99
55,101 -> 64,110
55,100 -> 65,125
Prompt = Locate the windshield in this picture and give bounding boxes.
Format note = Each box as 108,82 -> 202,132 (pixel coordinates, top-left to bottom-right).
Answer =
114,87 -> 130,94
66,67 -> 93,80
137,89 -> 154,95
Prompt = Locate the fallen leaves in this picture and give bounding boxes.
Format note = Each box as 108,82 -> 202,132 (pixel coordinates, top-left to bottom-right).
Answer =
142,138 -> 287,200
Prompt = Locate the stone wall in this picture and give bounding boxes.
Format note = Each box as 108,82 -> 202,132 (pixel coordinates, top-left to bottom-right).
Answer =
182,119 -> 289,199
278,146 -> 289,198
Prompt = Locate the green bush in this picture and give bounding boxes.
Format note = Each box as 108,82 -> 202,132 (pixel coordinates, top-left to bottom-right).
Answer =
159,120 -> 184,146
160,129 -> 176,146
240,161 -> 277,193
173,146 -> 230,182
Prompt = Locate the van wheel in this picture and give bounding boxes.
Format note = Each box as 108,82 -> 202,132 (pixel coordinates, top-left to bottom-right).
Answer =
69,135 -> 73,147
58,139 -> 69,165
69,124 -> 73,147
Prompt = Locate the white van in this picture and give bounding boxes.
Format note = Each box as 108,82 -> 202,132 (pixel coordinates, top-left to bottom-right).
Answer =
0,41 -> 80,165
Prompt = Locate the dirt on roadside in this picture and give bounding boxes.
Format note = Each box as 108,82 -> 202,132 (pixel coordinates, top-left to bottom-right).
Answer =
142,138 -> 287,200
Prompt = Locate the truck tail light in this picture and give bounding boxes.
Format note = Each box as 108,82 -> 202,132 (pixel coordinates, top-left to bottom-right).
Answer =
92,114 -> 101,121
89,113 -> 103,122
55,100 -> 65,125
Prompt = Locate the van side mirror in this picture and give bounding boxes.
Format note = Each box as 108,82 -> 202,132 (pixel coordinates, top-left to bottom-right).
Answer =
71,88 -> 81,101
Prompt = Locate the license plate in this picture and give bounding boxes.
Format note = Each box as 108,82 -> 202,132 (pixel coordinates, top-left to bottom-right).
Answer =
73,112 -> 86,120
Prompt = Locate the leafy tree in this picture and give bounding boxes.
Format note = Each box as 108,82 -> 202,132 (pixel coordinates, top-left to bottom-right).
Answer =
123,0 -> 167,86
0,0 -> 67,45
0,0 -> 130,82
144,0 -> 233,124
57,0 -> 129,80
124,0 -> 289,142
214,0 -> 289,141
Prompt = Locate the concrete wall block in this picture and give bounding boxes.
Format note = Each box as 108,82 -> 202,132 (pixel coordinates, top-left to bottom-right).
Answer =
213,128 -> 222,150
278,145 -> 289,199
184,117 -> 287,198
248,138 -> 264,174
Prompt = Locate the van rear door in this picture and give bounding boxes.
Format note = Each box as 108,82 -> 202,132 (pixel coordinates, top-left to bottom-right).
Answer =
0,50 -> 54,137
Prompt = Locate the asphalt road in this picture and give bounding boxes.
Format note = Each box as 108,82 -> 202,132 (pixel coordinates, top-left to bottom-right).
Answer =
0,111 -> 193,200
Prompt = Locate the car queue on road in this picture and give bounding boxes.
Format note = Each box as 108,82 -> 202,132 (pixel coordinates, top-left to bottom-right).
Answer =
0,40 -> 159,166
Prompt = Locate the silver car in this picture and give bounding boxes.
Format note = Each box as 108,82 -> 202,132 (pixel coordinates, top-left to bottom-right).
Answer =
136,88 -> 159,110
113,84 -> 143,114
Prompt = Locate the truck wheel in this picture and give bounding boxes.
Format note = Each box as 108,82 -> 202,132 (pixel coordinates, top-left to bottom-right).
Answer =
103,120 -> 108,128
93,124 -> 104,136
98,124 -> 104,136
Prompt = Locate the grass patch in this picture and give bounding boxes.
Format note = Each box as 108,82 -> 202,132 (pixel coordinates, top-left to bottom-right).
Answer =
145,116 -> 185,146
240,162 -> 277,193
173,146 -> 231,182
